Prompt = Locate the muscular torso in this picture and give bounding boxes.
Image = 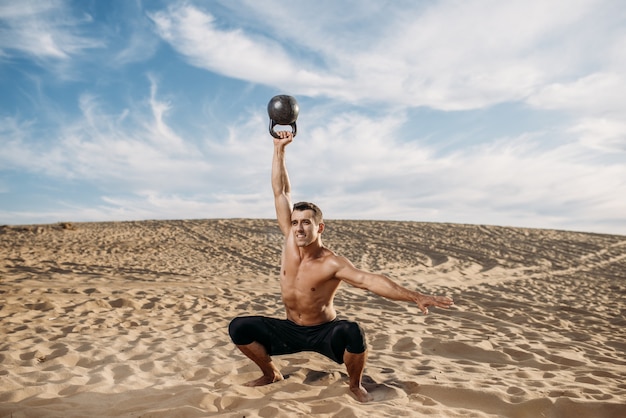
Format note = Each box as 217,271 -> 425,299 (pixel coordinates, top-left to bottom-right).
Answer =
280,235 -> 342,326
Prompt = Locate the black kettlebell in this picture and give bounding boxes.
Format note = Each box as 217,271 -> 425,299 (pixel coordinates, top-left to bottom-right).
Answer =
267,95 -> 299,138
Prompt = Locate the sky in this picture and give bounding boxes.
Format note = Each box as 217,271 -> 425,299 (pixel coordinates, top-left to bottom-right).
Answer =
1,0 -> 625,235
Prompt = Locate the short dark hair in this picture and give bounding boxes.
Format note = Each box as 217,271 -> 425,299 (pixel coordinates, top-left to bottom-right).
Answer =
292,201 -> 323,224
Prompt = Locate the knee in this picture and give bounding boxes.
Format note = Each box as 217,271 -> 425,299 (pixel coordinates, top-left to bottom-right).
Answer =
228,317 -> 247,343
228,316 -> 260,346
347,322 -> 366,352
337,321 -> 366,354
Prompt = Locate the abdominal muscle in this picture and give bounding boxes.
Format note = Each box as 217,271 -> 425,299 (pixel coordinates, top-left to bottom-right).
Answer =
280,275 -> 339,326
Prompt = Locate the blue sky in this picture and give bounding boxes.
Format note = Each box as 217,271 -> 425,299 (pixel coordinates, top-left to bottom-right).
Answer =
1,0 -> 625,235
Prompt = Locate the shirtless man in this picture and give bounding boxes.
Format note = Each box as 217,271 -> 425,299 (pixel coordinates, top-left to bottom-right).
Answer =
228,130 -> 454,402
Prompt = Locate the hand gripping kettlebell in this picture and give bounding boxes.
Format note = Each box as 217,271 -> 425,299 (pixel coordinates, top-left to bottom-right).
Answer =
267,95 -> 299,138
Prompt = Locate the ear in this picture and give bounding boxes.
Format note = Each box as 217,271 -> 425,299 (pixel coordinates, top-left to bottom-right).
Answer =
318,222 -> 325,234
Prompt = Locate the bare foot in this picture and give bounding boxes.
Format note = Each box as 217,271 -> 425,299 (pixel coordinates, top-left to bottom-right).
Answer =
244,372 -> 284,387
350,385 -> 372,403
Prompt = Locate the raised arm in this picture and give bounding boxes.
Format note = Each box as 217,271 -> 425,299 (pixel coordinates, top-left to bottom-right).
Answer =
272,131 -> 294,236
334,256 -> 454,314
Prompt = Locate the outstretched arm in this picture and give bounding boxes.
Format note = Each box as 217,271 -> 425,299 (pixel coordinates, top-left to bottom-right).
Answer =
335,257 -> 454,314
272,131 -> 294,236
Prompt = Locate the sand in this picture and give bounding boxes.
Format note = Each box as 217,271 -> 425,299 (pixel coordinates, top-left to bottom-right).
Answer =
1,219 -> 625,418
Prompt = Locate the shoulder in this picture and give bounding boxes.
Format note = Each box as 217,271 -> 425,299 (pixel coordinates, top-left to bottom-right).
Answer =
321,248 -> 354,270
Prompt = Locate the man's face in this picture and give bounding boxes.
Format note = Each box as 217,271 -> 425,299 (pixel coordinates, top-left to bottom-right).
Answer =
291,209 -> 323,247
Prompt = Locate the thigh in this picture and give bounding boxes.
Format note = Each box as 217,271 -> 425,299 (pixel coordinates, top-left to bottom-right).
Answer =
229,316 -> 270,346
229,316 -> 303,356
312,320 -> 367,364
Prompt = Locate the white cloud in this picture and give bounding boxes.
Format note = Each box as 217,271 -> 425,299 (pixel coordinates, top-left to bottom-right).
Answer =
62,92 -> 215,191
1,79 -> 215,190
269,108 -> 626,233
150,0 -> 619,110
570,118 -> 626,153
0,0 -> 103,60
149,5 -> 343,94
528,72 -> 626,115
528,72 -> 626,154
112,17 -> 160,66
0,73 -> 284,223
2,87 -> 624,233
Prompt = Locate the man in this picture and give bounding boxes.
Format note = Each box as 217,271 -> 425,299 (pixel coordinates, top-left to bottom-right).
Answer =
228,130 -> 454,402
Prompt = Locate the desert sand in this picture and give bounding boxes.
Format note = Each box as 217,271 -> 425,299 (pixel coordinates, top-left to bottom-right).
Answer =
1,219 -> 625,417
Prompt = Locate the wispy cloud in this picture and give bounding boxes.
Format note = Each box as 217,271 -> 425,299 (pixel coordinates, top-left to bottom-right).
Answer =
0,0 -> 103,60
528,72 -> 626,153
150,0 -> 622,110
149,5 -> 343,95
278,109 -> 626,232
1,77 -> 213,188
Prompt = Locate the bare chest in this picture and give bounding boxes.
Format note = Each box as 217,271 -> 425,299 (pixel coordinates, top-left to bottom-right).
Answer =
282,261 -> 328,289
280,254 -> 338,299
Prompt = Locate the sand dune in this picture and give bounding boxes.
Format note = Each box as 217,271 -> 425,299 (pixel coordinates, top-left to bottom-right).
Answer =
1,219 -> 625,417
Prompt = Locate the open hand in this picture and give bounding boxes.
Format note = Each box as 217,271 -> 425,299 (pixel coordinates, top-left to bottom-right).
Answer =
416,294 -> 454,315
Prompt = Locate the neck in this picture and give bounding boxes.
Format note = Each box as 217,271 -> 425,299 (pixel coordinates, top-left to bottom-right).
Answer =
299,238 -> 324,259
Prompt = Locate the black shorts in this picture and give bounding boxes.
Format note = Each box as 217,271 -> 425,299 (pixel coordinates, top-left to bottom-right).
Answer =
228,316 -> 367,364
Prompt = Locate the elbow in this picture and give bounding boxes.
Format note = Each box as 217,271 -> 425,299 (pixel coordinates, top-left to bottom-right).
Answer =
272,185 -> 286,198
277,191 -> 291,201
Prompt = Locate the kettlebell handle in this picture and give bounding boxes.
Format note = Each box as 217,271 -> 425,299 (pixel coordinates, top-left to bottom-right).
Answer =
269,119 -> 297,139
